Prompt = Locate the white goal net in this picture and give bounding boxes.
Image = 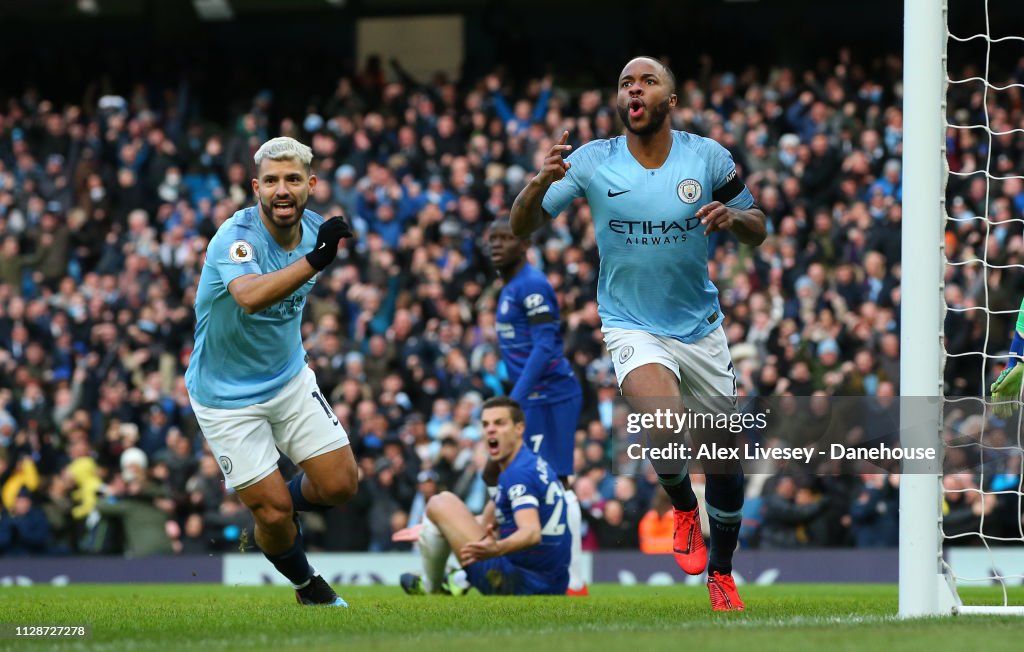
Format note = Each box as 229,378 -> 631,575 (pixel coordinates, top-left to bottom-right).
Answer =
907,0 -> 1024,616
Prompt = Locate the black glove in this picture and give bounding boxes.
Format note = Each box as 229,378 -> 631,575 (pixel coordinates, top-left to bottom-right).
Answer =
305,215 -> 353,271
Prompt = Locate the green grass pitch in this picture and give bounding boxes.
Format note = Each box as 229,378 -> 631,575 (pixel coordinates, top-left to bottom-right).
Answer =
1,584 -> 1021,651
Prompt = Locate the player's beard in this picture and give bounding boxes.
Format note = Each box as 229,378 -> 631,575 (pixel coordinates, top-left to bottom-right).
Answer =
618,96 -> 671,137
260,194 -> 306,229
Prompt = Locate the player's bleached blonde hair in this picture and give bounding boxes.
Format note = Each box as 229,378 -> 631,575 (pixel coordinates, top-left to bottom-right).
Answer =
253,137 -> 313,173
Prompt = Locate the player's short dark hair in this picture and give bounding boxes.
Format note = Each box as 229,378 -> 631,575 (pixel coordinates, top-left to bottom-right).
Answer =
488,217 -> 531,243
481,396 -> 525,424
631,55 -> 677,93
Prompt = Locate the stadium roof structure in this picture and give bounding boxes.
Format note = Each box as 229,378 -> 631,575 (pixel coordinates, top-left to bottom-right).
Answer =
0,0 -> 501,20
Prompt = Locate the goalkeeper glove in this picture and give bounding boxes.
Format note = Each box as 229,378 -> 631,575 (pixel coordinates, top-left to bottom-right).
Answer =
991,364 -> 1023,418
305,215 -> 354,271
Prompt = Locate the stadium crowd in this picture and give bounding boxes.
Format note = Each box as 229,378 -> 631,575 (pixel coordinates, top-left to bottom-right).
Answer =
1,48 -> 1022,557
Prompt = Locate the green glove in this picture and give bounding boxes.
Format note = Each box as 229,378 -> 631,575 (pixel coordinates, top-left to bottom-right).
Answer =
991,364 -> 1024,418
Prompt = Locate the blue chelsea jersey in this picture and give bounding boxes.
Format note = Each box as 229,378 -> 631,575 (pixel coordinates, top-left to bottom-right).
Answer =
185,206 -> 324,408
541,130 -> 755,343
496,263 -> 581,405
493,445 -> 571,579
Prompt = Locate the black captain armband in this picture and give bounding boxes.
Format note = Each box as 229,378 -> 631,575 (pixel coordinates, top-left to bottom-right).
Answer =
712,170 -> 746,204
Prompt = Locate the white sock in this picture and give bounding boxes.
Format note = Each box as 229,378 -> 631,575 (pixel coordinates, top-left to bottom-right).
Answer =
418,516 -> 450,594
564,489 -> 585,591
450,569 -> 469,590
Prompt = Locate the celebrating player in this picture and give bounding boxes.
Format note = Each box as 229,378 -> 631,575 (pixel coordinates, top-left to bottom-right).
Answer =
488,218 -> 586,595
510,57 -> 767,610
185,137 -> 357,606
400,397 -> 570,596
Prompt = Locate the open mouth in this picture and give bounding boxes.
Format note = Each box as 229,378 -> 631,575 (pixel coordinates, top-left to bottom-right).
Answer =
629,98 -> 645,119
487,437 -> 499,456
272,200 -> 295,214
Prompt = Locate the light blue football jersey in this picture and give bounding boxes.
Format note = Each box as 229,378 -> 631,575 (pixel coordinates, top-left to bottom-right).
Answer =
542,130 -> 754,343
185,206 -> 324,408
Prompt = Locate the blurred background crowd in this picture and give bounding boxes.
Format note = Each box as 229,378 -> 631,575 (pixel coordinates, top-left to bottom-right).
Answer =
1,41 -> 1023,557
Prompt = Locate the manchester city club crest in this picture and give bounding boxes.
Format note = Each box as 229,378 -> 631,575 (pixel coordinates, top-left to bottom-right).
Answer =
218,456 -> 233,474
677,179 -> 702,204
619,345 -> 635,364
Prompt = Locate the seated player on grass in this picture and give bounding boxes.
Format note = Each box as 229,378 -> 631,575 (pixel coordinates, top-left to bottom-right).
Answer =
399,397 -> 570,595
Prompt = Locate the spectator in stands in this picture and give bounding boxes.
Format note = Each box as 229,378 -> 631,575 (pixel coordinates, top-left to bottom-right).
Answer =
759,475 -> 831,549
0,236 -> 45,296
0,488 -> 51,555
942,472 -> 999,544
94,448 -> 175,557
204,491 -> 254,553
407,469 -> 440,527
638,490 -> 674,554
849,473 -> 899,547
585,497 -> 639,550
2,455 -> 39,511
42,472 -> 75,554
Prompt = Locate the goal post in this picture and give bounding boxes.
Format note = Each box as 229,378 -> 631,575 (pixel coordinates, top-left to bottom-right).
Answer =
901,0 -> 1024,617
899,0 -> 949,619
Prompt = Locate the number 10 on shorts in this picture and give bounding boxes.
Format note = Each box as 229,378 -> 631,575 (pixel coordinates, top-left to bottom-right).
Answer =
311,390 -> 338,425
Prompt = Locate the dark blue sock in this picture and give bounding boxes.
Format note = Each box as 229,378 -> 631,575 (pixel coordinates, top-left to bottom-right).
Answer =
658,472 -> 697,511
705,472 -> 744,576
707,513 -> 741,576
262,525 -> 313,587
288,472 -> 331,512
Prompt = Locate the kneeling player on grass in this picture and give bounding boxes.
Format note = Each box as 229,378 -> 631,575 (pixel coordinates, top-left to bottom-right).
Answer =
401,397 -> 570,595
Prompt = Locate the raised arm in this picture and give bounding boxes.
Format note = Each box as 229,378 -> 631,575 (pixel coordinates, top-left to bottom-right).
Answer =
510,131 -> 572,237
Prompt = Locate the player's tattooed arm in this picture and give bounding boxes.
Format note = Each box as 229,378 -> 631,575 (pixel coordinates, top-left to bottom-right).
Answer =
228,260 -> 317,314
229,216 -> 352,314
697,202 -> 767,246
510,130 -> 571,237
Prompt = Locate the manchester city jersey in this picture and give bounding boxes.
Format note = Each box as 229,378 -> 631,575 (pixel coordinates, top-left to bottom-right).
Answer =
494,445 -> 570,580
496,264 -> 581,405
185,206 -> 324,408
541,130 -> 754,342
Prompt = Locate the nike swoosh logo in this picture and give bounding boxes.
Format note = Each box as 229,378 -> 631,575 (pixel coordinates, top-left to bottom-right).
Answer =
608,189 -> 630,197
318,242 -> 326,250
332,419 -> 339,426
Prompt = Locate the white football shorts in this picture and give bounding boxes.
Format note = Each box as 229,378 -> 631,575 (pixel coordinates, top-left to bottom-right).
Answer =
603,326 -> 737,411
190,366 -> 350,489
